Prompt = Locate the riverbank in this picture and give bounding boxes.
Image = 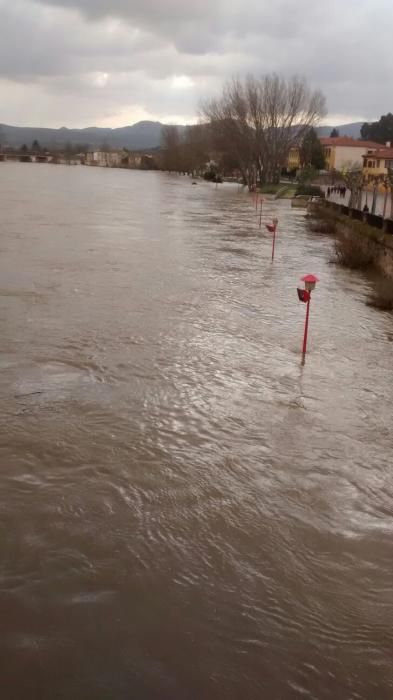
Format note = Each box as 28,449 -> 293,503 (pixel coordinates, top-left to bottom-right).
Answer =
310,203 -> 393,271
309,202 -> 393,308
256,182 -> 297,199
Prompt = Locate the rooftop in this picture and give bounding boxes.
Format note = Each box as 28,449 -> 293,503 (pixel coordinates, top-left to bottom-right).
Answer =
362,148 -> 393,160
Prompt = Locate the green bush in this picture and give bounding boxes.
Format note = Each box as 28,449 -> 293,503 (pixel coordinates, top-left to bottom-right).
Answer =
295,184 -> 323,197
259,183 -> 282,194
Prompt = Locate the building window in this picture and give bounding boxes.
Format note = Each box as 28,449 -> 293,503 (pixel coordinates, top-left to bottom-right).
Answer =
377,160 -> 380,168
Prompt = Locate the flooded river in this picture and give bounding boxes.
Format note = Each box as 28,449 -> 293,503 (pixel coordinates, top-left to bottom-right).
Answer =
0,163 -> 392,699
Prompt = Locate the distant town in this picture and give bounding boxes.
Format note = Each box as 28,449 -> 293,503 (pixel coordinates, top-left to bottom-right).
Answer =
1,129 -> 392,191
0,143 -> 159,170
1,81 -> 392,198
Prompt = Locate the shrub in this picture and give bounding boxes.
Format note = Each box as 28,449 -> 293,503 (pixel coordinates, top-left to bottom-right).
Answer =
367,277 -> 393,310
260,183 -> 282,194
333,235 -> 375,269
203,170 -> 216,181
308,218 -> 337,234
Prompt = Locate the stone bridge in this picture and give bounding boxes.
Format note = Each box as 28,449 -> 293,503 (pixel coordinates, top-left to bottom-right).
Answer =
0,152 -> 52,163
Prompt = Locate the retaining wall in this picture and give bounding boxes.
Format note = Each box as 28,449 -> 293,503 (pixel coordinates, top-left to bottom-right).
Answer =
312,202 -> 393,277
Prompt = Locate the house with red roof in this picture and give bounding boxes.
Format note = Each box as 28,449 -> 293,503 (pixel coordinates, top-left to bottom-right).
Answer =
320,137 -> 381,171
362,145 -> 393,182
286,136 -> 382,173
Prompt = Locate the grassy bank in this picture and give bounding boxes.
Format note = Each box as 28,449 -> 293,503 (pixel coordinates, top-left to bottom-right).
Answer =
258,183 -> 283,194
278,185 -> 297,199
257,183 -> 297,199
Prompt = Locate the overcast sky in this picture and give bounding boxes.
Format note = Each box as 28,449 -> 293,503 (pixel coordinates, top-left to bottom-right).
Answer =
0,0 -> 391,128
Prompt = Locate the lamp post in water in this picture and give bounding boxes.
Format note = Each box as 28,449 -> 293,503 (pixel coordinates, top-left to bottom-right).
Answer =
297,274 -> 319,364
265,218 -> 278,261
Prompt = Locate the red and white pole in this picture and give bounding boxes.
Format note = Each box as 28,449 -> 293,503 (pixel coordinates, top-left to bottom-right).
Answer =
298,275 -> 319,364
302,293 -> 311,362
265,219 -> 278,261
272,223 -> 277,261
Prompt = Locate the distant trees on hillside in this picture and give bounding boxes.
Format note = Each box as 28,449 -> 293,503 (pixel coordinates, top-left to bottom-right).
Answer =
361,113 -> 393,144
201,73 -> 326,187
330,128 -> 340,138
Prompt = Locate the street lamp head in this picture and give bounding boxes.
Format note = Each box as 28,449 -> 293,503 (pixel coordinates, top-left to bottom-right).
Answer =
301,274 -> 319,292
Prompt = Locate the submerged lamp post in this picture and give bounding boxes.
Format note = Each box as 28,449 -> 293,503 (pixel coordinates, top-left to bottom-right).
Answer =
259,197 -> 264,227
265,218 -> 278,261
252,187 -> 259,211
297,274 -> 319,363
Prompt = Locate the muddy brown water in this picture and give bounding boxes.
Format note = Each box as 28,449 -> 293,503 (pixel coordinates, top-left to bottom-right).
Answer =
0,163 -> 392,699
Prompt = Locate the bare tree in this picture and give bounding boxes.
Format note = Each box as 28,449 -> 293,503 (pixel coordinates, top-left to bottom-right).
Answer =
341,169 -> 364,209
182,124 -> 209,175
201,74 -> 326,186
250,74 -> 326,182
201,79 -> 256,188
161,124 -> 209,175
161,126 -> 183,172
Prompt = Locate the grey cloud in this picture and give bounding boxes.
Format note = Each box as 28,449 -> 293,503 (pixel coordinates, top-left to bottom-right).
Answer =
0,1 -> 165,81
0,0 -> 392,127
31,0 -> 337,54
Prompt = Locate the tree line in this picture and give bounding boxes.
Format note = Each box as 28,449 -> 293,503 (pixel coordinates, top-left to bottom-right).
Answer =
361,113 -> 393,144
161,73 -> 326,187
160,124 -> 210,175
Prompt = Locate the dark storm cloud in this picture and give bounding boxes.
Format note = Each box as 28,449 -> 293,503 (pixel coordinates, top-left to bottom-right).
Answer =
0,0 -> 392,126
30,0 -> 332,52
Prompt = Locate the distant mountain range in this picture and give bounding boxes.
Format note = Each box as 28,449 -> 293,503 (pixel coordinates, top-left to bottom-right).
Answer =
0,121 -> 168,151
316,123 -> 363,139
0,120 -> 364,151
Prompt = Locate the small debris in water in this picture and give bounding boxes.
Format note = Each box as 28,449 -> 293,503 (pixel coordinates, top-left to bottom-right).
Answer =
14,391 -> 43,399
